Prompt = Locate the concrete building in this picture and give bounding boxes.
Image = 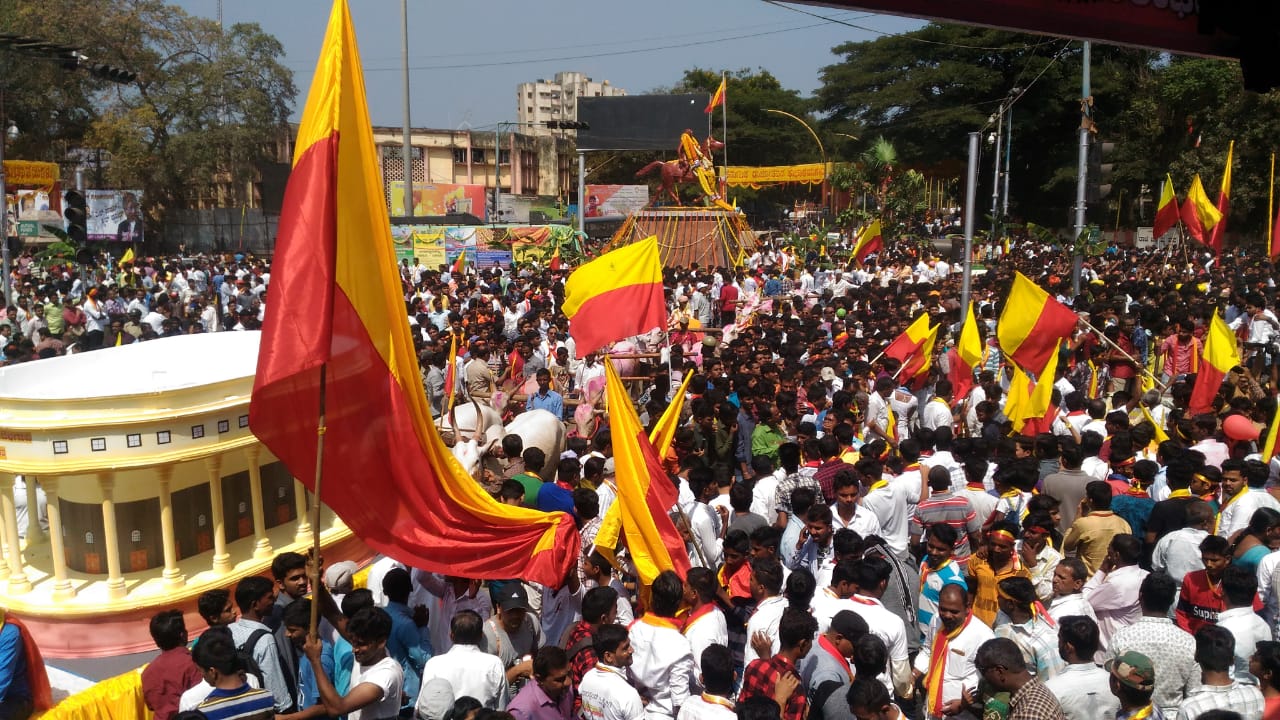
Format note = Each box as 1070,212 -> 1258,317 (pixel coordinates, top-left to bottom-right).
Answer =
516,72 -> 626,137
371,125 -> 576,220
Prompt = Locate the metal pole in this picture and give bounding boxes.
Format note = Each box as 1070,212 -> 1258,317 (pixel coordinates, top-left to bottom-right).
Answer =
1071,41 -> 1091,297
0,108 -> 8,308
577,151 -> 586,238
399,0 -> 414,218
494,124 -> 501,225
960,132 -> 980,316
989,107 -> 1003,244
1003,104 -> 1013,218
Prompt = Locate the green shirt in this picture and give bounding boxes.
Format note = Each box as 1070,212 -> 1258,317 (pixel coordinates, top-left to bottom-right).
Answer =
514,473 -> 542,507
750,424 -> 786,464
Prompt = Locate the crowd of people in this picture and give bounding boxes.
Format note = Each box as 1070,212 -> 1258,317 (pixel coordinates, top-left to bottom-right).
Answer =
7,231 -> 1280,720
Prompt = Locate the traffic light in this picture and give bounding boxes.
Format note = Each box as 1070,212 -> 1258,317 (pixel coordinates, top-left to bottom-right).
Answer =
85,63 -> 136,83
545,120 -> 590,131
64,190 -> 87,244
1087,140 -> 1116,203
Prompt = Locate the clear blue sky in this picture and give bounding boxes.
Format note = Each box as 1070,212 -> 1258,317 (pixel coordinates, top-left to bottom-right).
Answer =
172,0 -> 923,129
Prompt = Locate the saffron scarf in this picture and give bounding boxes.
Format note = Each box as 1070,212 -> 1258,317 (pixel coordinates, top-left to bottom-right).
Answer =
925,614 -> 972,717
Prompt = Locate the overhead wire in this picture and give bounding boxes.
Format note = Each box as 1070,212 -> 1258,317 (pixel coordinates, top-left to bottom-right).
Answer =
762,0 -> 1043,51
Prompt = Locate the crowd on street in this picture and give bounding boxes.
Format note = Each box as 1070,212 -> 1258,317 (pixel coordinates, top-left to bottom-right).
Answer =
5,231 -> 1280,720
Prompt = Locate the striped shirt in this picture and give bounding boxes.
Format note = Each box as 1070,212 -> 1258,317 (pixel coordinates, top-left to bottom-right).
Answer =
1175,681 -> 1265,720
916,561 -> 967,640
909,492 -> 981,562
197,684 -> 275,720
995,616 -> 1066,681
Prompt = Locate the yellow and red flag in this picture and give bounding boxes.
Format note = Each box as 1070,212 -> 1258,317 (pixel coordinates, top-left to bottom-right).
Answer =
884,313 -> 937,386
1207,141 -> 1233,258
563,236 -> 665,358
249,0 -> 578,586
649,370 -> 694,457
852,219 -> 883,264
593,358 -> 692,584
947,302 -> 982,402
1152,174 -> 1179,240
548,246 -> 563,271
1261,401 -> 1280,464
997,272 -> 1078,375
1188,309 -> 1241,415
1180,174 -> 1222,247
451,250 -> 467,276
705,76 -> 726,114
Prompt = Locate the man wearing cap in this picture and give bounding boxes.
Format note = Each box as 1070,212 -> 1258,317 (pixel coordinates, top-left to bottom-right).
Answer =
483,585 -> 545,689
1176,625 -> 1265,720
1106,650 -> 1162,719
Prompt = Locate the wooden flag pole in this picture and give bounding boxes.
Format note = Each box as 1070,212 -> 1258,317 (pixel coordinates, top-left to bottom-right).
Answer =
309,364 -> 328,638
1078,317 -> 1168,392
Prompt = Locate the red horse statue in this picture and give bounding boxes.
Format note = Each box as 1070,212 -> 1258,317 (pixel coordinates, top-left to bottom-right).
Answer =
636,132 -> 725,206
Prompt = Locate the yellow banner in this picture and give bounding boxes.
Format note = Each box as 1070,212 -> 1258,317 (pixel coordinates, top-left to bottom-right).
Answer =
725,163 -> 827,187
3,161 -> 59,190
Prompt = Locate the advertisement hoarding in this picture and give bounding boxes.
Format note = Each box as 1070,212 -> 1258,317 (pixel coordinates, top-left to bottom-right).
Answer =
584,185 -> 649,218
389,181 -> 487,220
87,189 -> 144,242
6,189 -> 62,240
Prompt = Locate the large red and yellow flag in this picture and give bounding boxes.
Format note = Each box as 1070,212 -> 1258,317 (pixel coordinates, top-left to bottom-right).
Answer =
1261,401 -> 1280,464
1207,141 -> 1233,257
1188,309 -> 1241,415
249,0 -> 578,586
947,302 -> 982,402
997,272 -> 1078,374
1152,174 -> 1180,240
593,358 -> 692,585
650,370 -> 694,457
563,236 -> 665,358
1180,174 -> 1222,246
885,314 -> 937,385
852,219 -> 883,264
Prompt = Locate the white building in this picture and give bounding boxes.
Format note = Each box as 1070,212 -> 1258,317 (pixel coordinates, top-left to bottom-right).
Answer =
516,71 -> 626,136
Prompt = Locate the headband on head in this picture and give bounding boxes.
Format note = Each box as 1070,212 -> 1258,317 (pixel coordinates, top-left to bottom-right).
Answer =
989,529 -> 1016,542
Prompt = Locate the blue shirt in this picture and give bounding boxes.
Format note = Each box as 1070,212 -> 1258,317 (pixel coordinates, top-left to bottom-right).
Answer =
0,623 -> 29,703
385,601 -> 432,707
526,389 -> 564,419
536,483 -> 575,516
917,561 -> 967,640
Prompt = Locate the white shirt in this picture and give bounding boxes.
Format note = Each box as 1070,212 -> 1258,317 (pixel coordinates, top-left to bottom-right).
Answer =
676,694 -> 735,720
350,655 -> 405,720
1219,489 -> 1280,538
847,594 -> 912,698
1043,663 -> 1120,720
862,482 -> 910,558
866,392 -> 891,440
418,644 -> 508,710
913,616 -> 994,720
1257,551 -> 1280,633
1217,606 -> 1272,683
1047,593 -> 1096,623
1152,527 -> 1208,584
811,588 -> 856,634
1080,456 -> 1108,482
830,503 -> 882,538
683,607 -> 728,684
743,596 -> 787,665
579,663 -> 645,720
920,398 -> 953,432
750,471 -> 783,519
628,616 -> 696,720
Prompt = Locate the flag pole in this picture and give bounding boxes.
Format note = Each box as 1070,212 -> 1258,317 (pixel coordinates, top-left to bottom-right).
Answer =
309,363 -> 328,638
1078,316 -> 1168,391
1269,152 -> 1275,253
721,71 -> 728,200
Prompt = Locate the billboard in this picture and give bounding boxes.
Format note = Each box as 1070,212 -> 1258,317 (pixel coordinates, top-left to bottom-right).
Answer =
6,189 -> 62,240
391,225 -> 447,266
87,189 -> 144,242
389,181 -> 486,220
577,94 -> 708,151
584,185 -> 649,217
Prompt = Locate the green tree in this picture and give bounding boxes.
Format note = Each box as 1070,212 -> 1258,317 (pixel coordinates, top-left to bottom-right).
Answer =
0,0 -> 295,232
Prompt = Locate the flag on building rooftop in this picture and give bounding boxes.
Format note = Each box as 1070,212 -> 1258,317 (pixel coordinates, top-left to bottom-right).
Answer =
563,236 -> 665,358
997,272 -> 1078,375
1187,308 -> 1241,415
249,0 -> 578,587
1152,174 -> 1180,241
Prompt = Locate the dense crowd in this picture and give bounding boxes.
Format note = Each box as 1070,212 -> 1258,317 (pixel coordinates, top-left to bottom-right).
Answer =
6,232 -> 1280,720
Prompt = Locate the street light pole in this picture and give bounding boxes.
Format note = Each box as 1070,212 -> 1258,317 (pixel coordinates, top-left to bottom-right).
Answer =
0,120 -> 7,307
961,132 -> 980,316
765,109 -> 828,213
399,0 -> 414,218
1071,41 -> 1091,297
989,107 -> 1003,245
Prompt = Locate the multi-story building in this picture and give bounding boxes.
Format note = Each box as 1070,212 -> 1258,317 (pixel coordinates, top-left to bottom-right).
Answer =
371,126 -> 576,220
516,72 -> 626,137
